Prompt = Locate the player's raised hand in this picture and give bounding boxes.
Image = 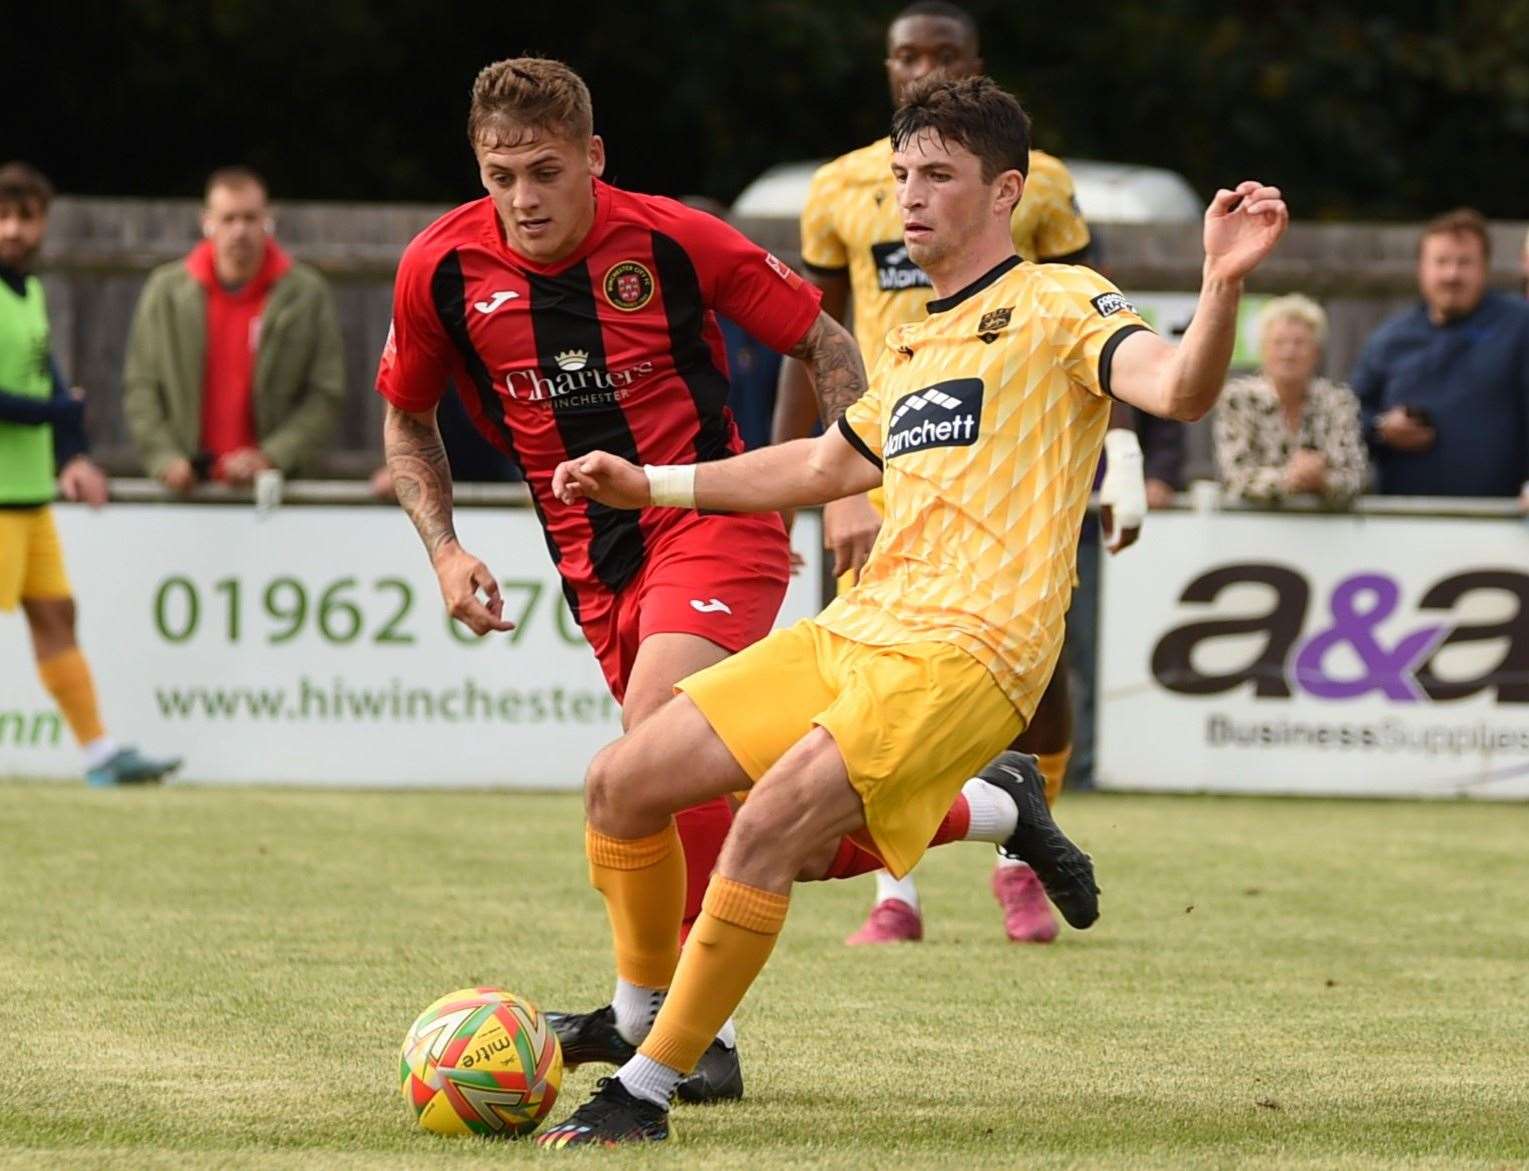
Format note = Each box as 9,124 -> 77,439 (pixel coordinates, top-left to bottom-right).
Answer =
552,451 -> 651,509
432,544 -> 515,636
1204,181 -> 1288,284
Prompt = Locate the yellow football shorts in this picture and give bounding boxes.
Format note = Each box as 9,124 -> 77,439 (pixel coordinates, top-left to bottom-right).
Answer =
678,618 -> 1022,878
0,506 -> 72,612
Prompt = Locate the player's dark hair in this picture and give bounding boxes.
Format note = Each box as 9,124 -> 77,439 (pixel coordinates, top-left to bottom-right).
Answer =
0,161 -> 54,213
891,76 -> 1030,183
469,57 -> 594,148
892,1 -> 980,50
1420,207 -> 1491,260
204,165 -> 268,203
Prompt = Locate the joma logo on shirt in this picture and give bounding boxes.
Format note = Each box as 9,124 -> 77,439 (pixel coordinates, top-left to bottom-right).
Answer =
883,378 -> 983,459
871,241 -> 932,292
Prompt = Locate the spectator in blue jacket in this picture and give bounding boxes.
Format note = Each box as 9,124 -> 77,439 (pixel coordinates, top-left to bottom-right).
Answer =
1352,208 -> 1529,511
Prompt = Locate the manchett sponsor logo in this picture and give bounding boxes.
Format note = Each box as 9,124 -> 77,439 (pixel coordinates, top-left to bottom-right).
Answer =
883,378 -> 983,459
872,241 -> 932,292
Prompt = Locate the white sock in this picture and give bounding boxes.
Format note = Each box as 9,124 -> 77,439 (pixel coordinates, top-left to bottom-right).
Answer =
611,978 -> 666,1047
873,869 -> 920,910
995,855 -> 1032,872
960,776 -> 1019,843
617,1053 -> 682,1109
715,1016 -> 737,1050
83,736 -> 118,770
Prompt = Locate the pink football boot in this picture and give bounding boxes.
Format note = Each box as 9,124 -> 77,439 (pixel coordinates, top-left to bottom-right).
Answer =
845,898 -> 923,945
992,864 -> 1059,943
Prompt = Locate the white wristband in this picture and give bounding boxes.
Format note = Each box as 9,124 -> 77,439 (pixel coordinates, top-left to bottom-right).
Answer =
1103,427 -> 1144,468
644,463 -> 696,509
1100,428 -> 1147,536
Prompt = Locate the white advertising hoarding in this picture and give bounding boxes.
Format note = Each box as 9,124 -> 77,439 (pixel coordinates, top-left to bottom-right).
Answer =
0,504 -> 823,787
1098,510 -> 1529,799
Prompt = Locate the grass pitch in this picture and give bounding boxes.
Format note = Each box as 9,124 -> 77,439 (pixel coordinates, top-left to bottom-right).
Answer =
0,782 -> 1526,1170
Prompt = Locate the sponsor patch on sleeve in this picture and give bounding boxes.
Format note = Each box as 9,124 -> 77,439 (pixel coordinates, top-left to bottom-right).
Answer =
1091,291 -> 1134,318
765,252 -> 802,288
379,321 -> 397,372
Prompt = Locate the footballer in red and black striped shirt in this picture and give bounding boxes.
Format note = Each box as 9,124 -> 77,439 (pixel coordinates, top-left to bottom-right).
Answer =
376,58 -> 867,1099
379,178 -> 826,694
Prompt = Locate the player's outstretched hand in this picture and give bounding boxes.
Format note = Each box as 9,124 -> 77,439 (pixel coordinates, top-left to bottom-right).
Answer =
552,451 -> 651,510
1204,180 -> 1289,284
433,544 -> 515,637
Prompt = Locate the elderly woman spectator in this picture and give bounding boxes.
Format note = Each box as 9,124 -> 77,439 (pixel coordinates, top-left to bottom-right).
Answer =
1214,295 -> 1368,506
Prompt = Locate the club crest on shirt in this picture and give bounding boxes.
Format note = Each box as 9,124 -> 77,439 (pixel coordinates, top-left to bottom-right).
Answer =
603,261 -> 655,312
977,307 -> 1013,344
1091,291 -> 1134,318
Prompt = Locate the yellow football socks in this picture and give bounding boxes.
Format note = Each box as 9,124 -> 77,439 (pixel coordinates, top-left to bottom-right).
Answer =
36,647 -> 105,746
639,875 -> 788,1072
1035,745 -> 1072,806
586,823 -> 687,989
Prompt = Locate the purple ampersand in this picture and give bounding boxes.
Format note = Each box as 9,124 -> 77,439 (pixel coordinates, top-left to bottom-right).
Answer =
1291,574 -> 1447,701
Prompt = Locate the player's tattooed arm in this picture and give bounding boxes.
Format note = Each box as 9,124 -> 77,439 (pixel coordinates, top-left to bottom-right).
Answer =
383,403 -> 457,560
384,404 -> 512,636
788,311 -> 867,427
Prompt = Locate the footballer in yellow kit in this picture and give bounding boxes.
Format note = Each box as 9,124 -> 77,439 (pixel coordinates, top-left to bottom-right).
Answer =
687,255 -> 1148,874
801,139 -> 1090,371
778,0 -> 1121,947
537,73 -> 1286,1145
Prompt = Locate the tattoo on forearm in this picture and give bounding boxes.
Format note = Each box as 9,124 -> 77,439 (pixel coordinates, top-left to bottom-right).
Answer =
384,406 -> 457,558
788,314 -> 867,426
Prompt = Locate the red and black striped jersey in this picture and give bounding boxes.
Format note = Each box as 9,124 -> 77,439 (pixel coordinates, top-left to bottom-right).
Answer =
377,181 -> 820,608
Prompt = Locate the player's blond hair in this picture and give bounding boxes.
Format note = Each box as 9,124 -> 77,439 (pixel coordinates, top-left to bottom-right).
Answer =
468,57 -> 593,148
1256,294 -> 1328,348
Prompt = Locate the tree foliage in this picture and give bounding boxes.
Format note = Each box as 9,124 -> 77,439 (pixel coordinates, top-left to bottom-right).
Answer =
7,1 -> 1528,218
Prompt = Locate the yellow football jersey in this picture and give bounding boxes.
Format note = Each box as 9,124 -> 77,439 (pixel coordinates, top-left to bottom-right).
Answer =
817,257 -> 1151,719
800,137 -> 1091,371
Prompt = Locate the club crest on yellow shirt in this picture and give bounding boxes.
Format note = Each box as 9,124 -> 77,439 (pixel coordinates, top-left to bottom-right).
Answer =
977,306 -> 1013,344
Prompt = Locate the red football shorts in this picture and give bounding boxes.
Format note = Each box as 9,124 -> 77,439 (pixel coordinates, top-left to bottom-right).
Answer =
579,511 -> 792,702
